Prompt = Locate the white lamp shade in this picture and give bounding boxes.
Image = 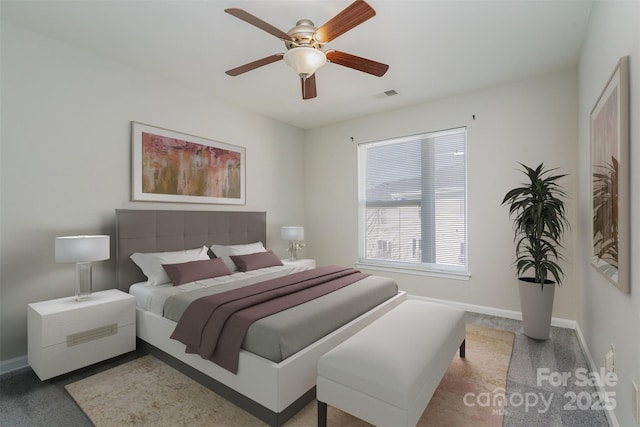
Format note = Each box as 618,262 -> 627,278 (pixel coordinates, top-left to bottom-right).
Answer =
281,226 -> 304,241
55,235 -> 110,263
283,47 -> 326,77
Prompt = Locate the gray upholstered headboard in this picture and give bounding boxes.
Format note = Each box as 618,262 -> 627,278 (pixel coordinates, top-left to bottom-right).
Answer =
115,209 -> 267,291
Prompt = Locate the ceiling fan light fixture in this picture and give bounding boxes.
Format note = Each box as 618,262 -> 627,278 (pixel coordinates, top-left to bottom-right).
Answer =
283,47 -> 326,78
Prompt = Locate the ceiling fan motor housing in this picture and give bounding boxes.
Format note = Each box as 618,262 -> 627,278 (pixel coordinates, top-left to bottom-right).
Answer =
285,19 -> 323,50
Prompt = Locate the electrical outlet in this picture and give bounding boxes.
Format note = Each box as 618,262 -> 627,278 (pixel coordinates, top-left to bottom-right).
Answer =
633,381 -> 640,424
606,345 -> 615,373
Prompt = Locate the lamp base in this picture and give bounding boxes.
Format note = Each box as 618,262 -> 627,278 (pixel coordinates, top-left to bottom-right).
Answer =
288,241 -> 298,261
76,262 -> 93,301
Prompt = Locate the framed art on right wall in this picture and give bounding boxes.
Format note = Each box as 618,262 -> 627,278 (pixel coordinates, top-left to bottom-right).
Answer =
590,56 -> 630,293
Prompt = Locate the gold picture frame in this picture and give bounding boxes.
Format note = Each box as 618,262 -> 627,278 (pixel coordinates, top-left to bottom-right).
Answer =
590,56 -> 629,292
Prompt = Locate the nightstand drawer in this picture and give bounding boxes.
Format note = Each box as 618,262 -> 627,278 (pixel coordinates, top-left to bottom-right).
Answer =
36,298 -> 134,347
28,289 -> 136,380
31,323 -> 135,380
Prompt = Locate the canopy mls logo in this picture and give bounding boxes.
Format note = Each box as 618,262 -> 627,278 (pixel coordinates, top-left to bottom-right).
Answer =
463,387 -> 554,415
463,368 -> 618,415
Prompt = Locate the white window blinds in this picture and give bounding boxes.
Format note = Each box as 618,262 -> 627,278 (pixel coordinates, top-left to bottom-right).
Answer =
358,127 -> 468,275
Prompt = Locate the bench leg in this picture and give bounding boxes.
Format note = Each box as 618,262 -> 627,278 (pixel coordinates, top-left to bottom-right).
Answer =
318,400 -> 327,427
460,339 -> 466,358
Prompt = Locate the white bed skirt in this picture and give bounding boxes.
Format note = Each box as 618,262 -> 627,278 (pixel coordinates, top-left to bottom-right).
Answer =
136,291 -> 407,413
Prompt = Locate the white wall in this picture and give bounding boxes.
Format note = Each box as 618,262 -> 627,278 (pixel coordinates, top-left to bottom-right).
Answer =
305,68 -> 579,320
577,1 -> 640,425
0,22 -> 306,361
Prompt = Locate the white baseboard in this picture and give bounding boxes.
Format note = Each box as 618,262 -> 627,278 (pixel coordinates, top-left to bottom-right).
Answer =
407,294 -> 576,329
573,324 -> 620,427
0,355 -> 28,376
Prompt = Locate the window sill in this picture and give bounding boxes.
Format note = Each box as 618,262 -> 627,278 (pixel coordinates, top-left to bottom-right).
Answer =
354,262 -> 471,281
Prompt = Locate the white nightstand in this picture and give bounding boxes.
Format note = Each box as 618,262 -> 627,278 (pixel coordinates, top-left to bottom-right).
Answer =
282,258 -> 316,269
28,289 -> 135,380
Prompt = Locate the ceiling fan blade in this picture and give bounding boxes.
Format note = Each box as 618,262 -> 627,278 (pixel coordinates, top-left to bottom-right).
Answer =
315,0 -> 376,43
225,8 -> 293,41
326,50 -> 389,77
301,74 -> 317,100
225,54 -> 284,76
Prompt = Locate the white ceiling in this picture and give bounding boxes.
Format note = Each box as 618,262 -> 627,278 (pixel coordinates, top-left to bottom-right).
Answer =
2,0 -> 593,130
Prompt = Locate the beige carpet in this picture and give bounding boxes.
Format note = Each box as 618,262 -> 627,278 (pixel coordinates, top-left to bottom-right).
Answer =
66,324 -> 514,427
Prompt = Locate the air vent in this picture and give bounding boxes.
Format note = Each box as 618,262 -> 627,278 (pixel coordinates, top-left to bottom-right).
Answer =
374,89 -> 399,99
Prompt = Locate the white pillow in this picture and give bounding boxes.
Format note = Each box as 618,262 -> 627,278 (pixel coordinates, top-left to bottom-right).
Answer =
130,246 -> 210,286
210,241 -> 266,272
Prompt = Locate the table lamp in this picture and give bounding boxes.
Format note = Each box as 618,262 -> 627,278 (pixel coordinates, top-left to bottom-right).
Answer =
55,235 -> 110,301
281,226 -> 305,261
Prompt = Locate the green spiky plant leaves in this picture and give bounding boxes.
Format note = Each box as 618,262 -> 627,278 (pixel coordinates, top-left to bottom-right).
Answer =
502,163 -> 569,290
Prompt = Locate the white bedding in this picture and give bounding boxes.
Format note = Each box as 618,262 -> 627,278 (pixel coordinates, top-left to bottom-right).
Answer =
129,264 -> 313,315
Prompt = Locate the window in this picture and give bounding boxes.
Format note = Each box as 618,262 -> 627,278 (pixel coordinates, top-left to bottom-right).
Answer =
357,127 -> 468,276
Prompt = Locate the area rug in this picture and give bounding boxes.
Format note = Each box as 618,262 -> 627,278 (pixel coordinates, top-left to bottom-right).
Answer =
66,324 -> 514,427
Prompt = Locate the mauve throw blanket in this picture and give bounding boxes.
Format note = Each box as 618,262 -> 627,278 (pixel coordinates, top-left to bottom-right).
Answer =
170,266 -> 369,373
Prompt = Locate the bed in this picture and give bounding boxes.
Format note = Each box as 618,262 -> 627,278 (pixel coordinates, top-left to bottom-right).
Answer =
115,209 -> 406,426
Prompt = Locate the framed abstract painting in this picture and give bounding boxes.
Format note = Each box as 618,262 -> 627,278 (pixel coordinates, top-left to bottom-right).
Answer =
132,122 -> 245,205
590,56 -> 629,293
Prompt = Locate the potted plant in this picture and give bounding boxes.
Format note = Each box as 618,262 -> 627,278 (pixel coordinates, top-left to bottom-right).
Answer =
502,163 -> 569,340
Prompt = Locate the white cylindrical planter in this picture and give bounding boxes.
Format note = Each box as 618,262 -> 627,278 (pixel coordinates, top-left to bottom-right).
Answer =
518,278 -> 555,340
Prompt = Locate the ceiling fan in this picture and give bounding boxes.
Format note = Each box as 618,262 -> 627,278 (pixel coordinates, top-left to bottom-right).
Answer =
224,0 -> 389,100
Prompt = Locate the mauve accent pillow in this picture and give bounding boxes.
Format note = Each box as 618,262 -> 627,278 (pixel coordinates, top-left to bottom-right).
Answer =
210,241 -> 266,272
230,250 -> 284,272
162,258 -> 232,286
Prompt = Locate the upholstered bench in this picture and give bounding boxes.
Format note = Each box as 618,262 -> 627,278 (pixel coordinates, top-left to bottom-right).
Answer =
317,299 -> 466,427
